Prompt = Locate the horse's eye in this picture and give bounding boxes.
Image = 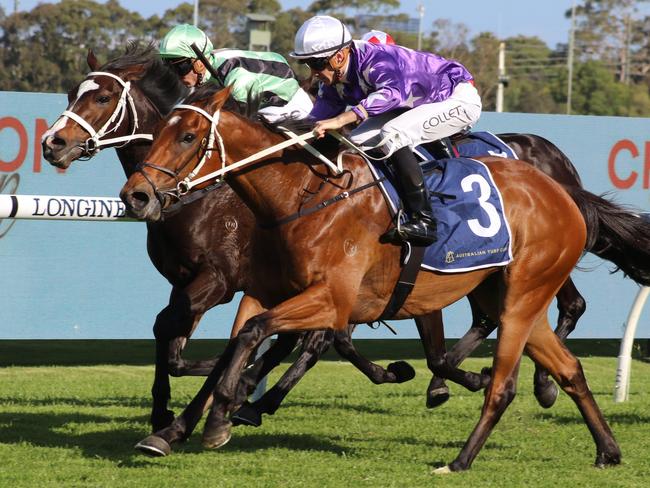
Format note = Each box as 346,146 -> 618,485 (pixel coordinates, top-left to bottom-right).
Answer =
96,95 -> 111,104
182,133 -> 196,143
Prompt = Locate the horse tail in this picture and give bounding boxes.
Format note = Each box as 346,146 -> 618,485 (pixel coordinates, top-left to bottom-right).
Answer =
565,185 -> 650,285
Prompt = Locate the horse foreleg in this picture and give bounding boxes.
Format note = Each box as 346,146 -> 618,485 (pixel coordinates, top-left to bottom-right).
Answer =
526,318 -> 620,467
203,282 -> 341,449
333,325 -> 415,384
232,330 -> 334,427
136,294 -> 266,456
150,295 -> 204,432
150,274 -> 229,432
532,277 -> 586,408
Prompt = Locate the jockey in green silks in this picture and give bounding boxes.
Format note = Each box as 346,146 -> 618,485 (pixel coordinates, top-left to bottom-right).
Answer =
159,24 -> 313,124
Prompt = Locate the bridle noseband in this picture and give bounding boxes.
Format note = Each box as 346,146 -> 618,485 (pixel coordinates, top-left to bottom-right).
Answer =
59,70 -> 153,158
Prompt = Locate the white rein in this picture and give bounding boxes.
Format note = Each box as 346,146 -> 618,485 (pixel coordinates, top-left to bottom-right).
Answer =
173,104 -> 344,194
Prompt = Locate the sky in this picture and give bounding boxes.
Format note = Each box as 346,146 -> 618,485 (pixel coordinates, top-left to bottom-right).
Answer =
2,0 -> 582,48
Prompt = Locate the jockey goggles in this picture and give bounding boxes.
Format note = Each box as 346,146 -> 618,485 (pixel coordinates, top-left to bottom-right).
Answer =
299,55 -> 332,71
165,57 -> 194,76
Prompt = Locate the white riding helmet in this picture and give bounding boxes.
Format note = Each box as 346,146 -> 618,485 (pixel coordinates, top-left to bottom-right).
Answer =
291,15 -> 352,59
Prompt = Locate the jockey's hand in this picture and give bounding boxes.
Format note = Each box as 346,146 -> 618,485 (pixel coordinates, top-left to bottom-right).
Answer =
313,118 -> 343,138
313,110 -> 359,139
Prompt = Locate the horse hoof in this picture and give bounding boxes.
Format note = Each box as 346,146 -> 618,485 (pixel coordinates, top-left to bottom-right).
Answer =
432,465 -> 452,475
534,381 -> 559,409
135,435 -> 171,457
387,361 -> 416,383
202,422 -> 232,449
231,403 -> 263,427
426,386 -> 450,409
595,451 -> 621,468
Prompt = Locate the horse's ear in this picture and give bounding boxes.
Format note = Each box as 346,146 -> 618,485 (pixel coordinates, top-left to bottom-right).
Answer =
87,49 -> 99,70
120,60 -> 152,82
208,86 -> 233,111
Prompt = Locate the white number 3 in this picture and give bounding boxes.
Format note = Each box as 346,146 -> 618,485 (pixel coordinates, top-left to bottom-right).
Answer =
460,174 -> 502,237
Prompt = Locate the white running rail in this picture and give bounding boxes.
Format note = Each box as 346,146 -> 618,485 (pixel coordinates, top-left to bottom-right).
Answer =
614,286 -> 650,402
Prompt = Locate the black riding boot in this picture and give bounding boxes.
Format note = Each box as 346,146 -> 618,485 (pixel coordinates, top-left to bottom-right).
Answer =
383,147 -> 437,246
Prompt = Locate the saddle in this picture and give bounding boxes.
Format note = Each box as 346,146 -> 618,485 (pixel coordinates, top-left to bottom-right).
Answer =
416,131 -> 517,162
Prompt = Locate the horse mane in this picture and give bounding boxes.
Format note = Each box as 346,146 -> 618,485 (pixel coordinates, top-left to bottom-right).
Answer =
184,82 -> 260,119
101,41 -> 188,115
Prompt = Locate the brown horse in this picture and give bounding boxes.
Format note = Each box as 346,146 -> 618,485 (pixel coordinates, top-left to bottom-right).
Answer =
40,44 -> 586,429
38,44 -> 441,431
121,85 -> 628,471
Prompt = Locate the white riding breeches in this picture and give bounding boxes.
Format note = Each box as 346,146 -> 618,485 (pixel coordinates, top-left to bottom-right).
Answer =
257,87 -> 314,124
349,82 -> 482,156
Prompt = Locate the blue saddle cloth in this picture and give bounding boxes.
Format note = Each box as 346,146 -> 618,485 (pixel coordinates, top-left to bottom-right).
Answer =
454,131 -> 518,159
415,131 -> 517,161
369,157 -> 513,272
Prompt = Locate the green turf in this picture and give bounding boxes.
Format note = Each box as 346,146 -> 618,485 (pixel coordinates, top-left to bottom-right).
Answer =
0,357 -> 649,487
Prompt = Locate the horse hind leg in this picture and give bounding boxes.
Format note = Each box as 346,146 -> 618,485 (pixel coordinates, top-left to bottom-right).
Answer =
436,315 -> 525,473
334,325 -> 415,384
231,330 -> 330,427
526,317 -> 621,467
533,277 -> 587,409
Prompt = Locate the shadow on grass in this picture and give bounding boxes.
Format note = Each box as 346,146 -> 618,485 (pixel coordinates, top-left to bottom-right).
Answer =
534,411 -> 650,425
281,399 -> 392,415
0,410 -> 350,463
0,410 -> 143,461
0,395 -> 151,409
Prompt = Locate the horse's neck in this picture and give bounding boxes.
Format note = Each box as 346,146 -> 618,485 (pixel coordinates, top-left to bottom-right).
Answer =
115,87 -> 164,178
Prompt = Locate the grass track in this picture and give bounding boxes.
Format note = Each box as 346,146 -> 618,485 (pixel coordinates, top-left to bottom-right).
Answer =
1,356 -> 649,487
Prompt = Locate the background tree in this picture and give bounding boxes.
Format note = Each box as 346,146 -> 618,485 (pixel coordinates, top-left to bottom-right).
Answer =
0,0 -> 148,93
307,0 -> 399,34
2,0 -> 650,116
501,36 -> 564,113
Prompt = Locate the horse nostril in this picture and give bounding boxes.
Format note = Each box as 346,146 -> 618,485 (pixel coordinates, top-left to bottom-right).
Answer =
130,191 -> 151,211
45,135 -> 67,149
52,136 -> 67,148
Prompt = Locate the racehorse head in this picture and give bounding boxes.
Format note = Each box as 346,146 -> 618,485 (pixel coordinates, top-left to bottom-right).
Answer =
120,83 -> 268,222
42,42 -> 187,173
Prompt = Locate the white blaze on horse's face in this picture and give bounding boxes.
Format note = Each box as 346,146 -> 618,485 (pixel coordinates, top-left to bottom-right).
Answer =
41,79 -> 101,142
41,116 -> 69,142
167,115 -> 182,126
71,80 -> 101,109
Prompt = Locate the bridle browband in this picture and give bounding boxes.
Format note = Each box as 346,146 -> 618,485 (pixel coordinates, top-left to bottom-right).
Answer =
58,70 -> 153,158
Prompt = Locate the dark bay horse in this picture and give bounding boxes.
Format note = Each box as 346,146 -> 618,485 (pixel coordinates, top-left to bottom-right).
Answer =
120,85 -> 640,471
39,44 -> 431,432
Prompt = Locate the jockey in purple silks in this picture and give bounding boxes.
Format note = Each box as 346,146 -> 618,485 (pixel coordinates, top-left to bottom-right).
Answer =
291,15 -> 482,246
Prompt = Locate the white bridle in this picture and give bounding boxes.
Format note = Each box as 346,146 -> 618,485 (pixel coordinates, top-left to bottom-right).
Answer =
57,71 -> 153,156
171,103 -> 343,195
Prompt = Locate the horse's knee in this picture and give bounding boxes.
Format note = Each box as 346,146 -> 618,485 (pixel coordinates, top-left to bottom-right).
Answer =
552,358 -> 589,396
302,331 -> 333,357
487,378 -> 517,410
238,319 -> 265,344
332,332 -> 354,356
167,359 -> 184,377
